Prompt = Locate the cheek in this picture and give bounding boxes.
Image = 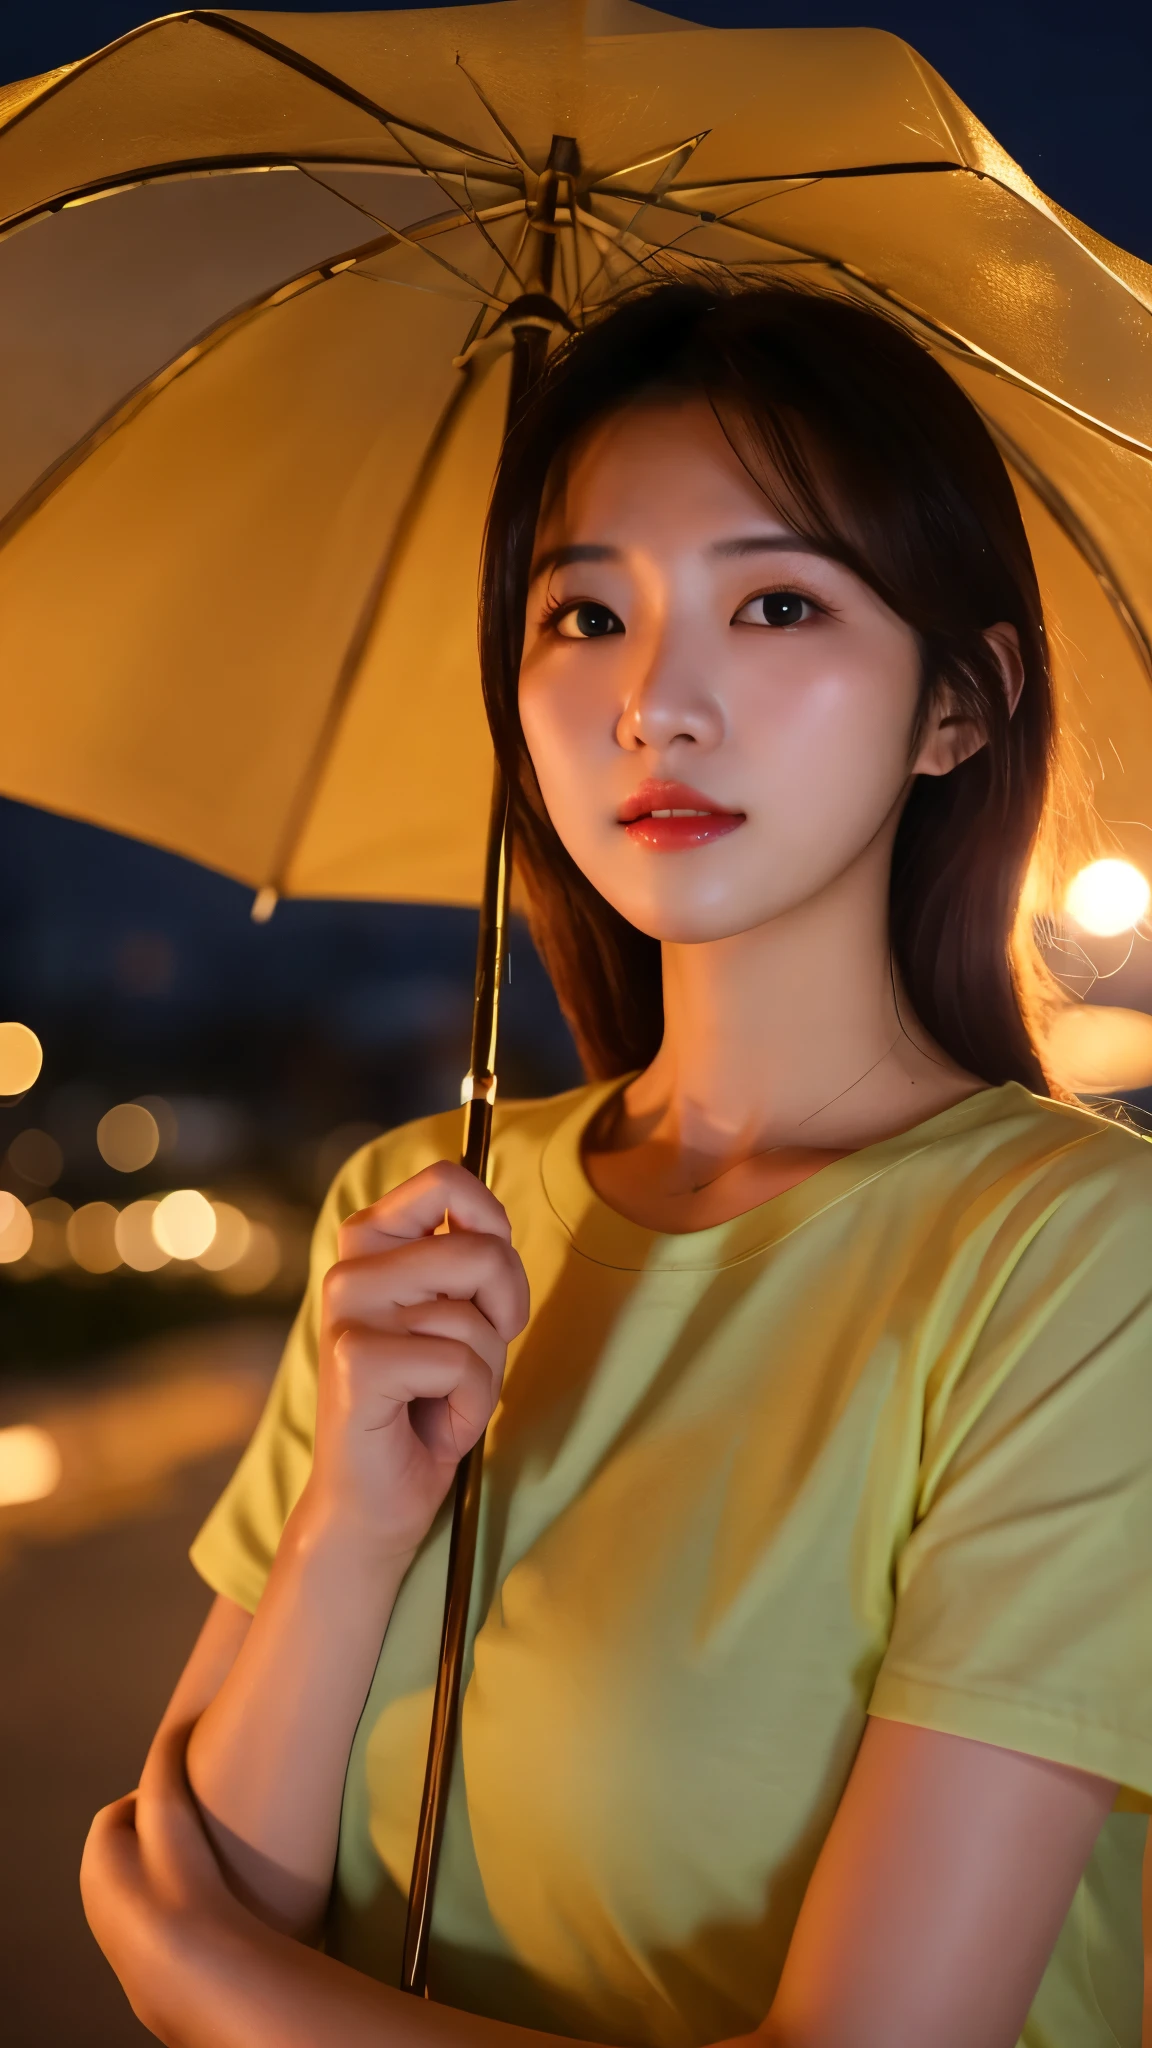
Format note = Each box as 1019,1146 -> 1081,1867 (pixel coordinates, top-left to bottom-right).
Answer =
740,643 -> 920,823
518,665 -> 613,819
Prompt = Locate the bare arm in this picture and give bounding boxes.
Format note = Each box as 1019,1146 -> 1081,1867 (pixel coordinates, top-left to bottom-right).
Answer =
176,1163 -> 527,1940
763,1715 -> 1118,2048
85,1705 -> 1117,2048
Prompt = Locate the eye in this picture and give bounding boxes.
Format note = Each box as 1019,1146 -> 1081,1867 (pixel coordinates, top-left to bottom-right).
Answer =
733,590 -> 819,628
553,601 -> 625,640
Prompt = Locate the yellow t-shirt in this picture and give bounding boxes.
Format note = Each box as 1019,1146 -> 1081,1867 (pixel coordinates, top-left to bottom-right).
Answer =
191,1078 -> 1152,2048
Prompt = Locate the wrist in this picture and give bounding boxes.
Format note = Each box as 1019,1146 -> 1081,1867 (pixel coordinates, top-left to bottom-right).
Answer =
283,1485 -> 419,1586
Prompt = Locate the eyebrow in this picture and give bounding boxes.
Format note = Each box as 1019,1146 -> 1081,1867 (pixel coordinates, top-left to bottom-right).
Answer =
710,534 -> 825,559
529,534 -> 827,580
529,542 -> 618,580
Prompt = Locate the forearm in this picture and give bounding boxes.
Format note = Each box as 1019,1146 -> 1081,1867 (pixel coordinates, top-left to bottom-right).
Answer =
144,1897 -> 760,2048
185,1494 -> 412,1936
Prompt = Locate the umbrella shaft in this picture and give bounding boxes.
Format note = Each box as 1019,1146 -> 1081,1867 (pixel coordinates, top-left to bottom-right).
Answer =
401,205 -> 569,1991
400,771 -> 510,1996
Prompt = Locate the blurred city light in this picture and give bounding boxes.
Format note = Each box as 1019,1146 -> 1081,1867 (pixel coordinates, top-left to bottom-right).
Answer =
152,1188 -> 216,1260
6,1127 -> 63,1186
0,1192 -> 34,1263
136,1094 -> 178,1156
29,1197 -> 72,1270
0,1021 -> 43,1097
1065,859 -> 1151,936
196,1201 -> 250,1272
1046,1003 -> 1152,1093
66,1201 -> 123,1274
97,1101 -> 161,1172
114,1198 -> 171,1272
214,1220 -> 281,1295
0,1424 -> 61,1507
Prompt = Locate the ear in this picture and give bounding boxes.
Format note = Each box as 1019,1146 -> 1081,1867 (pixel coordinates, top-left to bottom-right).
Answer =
912,622 -> 1024,779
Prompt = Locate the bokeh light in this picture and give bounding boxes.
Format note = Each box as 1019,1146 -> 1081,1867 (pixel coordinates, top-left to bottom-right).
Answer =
0,1424 -> 61,1506
29,1198 -> 73,1271
66,1202 -> 123,1275
214,1220 -> 281,1295
1064,859 -> 1151,937
0,1022 -> 43,1097
0,1193 -> 34,1264
6,1128 -> 63,1186
114,1199 -> 171,1272
152,1189 -> 216,1260
136,1094 -> 178,1156
97,1102 -> 161,1173
1046,1004 -> 1152,1094
196,1202 -> 251,1272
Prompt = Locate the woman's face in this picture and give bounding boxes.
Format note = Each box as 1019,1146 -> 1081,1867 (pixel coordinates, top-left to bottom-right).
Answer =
518,398 -> 967,946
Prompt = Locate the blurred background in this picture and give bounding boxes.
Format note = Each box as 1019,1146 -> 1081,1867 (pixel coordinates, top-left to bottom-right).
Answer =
2,2 -> 1152,2042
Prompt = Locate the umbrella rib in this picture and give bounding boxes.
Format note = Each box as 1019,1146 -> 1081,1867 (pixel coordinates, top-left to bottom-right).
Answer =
0,226 -> 410,555
621,189 -> 1152,465
0,154 -> 524,243
189,11 -> 516,171
452,58 -> 534,179
982,420 -> 1152,686
587,130 -> 711,191
0,9 -> 508,177
597,135 -> 709,295
289,158 -> 516,306
460,168 -> 529,296
258,363 -> 480,900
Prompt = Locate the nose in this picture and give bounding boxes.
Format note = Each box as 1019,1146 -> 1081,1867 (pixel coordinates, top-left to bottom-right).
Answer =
615,632 -> 725,755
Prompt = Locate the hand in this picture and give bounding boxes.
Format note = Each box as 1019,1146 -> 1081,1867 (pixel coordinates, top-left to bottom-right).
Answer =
300,1162 -> 529,1563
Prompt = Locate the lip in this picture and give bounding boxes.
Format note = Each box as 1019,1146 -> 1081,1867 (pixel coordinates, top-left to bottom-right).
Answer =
617,778 -> 745,852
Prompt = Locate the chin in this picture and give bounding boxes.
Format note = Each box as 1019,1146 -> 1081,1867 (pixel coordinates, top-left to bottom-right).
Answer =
601,892 -> 782,947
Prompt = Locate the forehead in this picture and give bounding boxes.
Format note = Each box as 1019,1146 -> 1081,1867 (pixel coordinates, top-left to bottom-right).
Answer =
536,396 -> 797,552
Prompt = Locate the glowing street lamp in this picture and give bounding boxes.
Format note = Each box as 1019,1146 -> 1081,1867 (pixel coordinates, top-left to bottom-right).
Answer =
1065,860 -> 1151,938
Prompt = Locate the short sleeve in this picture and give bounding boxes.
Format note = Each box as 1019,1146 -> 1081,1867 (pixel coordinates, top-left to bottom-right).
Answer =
869,1128 -> 1152,1810
189,1105 -> 462,1613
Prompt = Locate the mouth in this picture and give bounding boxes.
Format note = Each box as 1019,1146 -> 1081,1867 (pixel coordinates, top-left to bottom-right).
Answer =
617,779 -> 745,852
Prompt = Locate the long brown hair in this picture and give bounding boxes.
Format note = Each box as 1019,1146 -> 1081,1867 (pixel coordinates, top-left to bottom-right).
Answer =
480,281 -> 1056,1092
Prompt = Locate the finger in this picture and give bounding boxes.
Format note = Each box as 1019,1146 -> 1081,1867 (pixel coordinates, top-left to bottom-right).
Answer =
331,1330 -> 497,1452
326,1231 -> 529,1345
338,1161 -> 511,1262
397,1296 -> 507,1380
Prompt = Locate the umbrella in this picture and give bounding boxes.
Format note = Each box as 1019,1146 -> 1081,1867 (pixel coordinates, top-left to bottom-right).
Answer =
2,0 -> 1151,1988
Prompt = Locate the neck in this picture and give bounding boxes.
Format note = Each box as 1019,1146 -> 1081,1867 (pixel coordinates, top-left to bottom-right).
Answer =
622,841 -> 970,1170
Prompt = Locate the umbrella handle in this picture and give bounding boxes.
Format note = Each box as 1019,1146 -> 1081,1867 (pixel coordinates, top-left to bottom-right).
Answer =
400,766 -> 511,1996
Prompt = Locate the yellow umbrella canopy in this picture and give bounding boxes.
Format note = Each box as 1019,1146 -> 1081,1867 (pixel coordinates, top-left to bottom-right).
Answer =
1,0 -> 1151,913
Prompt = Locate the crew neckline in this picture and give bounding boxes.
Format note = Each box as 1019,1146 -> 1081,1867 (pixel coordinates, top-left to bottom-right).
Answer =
539,1075 -> 1030,1271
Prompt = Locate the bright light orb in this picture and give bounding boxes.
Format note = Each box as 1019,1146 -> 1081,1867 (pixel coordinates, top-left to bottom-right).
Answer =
115,1199 -> 171,1272
215,1220 -> 281,1296
0,1423 -> 61,1506
97,1103 -> 161,1173
67,1202 -> 123,1275
153,1189 -> 216,1260
0,1193 -> 34,1264
0,1023 -> 43,1097
1065,860 -> 1151,937
196,1202 -> 251,1272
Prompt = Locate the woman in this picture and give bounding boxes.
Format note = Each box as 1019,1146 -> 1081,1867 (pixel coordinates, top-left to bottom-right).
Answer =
82,283 -> 1151,2048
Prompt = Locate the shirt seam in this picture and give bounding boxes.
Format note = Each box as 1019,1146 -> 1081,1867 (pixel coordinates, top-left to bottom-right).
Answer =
543,1127 -> 1101,1273
874,1662 -> 1152,1753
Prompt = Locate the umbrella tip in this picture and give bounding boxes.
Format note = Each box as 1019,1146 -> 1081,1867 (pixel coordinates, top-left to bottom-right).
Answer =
251,886 -> 279,925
